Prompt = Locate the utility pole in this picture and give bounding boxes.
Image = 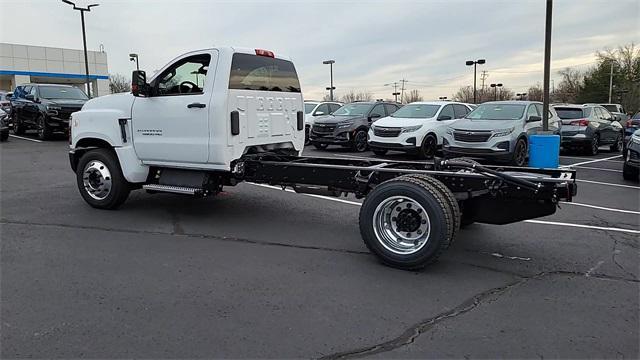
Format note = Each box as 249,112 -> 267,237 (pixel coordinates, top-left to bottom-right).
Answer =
480,70 -> 488,102
399,79 -> 408,104
608,60 -> 614,103
384,82 -> 400,103
322,60 -> 336,101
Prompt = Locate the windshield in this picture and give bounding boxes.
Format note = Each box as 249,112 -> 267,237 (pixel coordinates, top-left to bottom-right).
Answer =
391,104 -> 440,118
555,107 -> 590,119
466,104 -> 525,120
39,86 -> 88,100
304,103 -> 317,114
602,105 -> 618,113
332,103 -> 372,116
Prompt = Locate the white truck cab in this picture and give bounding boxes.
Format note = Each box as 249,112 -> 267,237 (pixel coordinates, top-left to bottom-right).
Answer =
70,47 -> 304,208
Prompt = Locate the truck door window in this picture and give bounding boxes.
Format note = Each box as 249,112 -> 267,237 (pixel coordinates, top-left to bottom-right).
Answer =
156,54 -> 211,96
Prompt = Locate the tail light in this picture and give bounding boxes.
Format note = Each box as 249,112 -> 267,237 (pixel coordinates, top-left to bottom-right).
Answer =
255,49 -> 274,58
569,119 -> 589,126
626,120 -> 640,128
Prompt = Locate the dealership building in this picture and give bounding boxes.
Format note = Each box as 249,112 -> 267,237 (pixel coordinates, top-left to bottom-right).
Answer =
0,42 -> 109,97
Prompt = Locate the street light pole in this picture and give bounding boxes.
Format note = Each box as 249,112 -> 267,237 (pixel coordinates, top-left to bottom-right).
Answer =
323,60 -> 335,101
129,53 -> 139,70
490,83 -> 502,101
608,60 -> 614,103
542,0 -> 553,132
466,59 -> 486,104
62,0 -> 99,99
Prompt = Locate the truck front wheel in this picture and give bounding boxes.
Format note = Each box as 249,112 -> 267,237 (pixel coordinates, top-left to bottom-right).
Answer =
359,175 -> 455,270
76,149 -> 130,209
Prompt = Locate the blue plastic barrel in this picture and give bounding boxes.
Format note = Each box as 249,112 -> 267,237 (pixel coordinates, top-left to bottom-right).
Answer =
528,134 -> 560,168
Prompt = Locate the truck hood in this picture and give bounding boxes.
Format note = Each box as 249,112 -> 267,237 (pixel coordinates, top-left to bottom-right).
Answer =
450,119 -> 520,131
314,114 -> 362,124
81,92 -> 135,114
374,116 -> 432,127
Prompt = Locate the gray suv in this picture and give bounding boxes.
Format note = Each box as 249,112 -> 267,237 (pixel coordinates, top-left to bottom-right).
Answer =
309,101 -> 401,152
554,104 -> 624,155
442,101 -> 560,166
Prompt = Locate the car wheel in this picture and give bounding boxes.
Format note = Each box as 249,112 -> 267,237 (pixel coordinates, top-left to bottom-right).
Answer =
36,115 -> 52,141
623,159 -> 639,181
417,134 -> 437,159
587,134 -> 599,155
0,129 -> 8,142
76,149 -> 131,209
304,126 -> 311,146
352,130 -> 368,152
313,143 -> 328,150
511,138 -> 528,166
610,132 -> 623,152
13,116 -> 25,135
372,148 -> 388,156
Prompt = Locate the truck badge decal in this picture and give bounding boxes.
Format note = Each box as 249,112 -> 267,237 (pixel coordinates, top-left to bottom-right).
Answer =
137,129 -> 163,136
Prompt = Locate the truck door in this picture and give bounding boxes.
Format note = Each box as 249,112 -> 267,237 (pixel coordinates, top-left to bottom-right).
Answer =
131,51 -> 216,164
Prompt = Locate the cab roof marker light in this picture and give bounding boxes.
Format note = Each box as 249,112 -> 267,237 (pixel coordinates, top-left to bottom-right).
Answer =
255,49 -> 274,58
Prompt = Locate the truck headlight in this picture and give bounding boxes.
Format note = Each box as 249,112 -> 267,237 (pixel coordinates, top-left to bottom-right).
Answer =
401,125 -> 422,133
492,127 -> 515,138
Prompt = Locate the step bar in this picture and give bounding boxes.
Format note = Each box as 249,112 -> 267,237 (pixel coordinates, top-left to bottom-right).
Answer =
142,184 -> 204,196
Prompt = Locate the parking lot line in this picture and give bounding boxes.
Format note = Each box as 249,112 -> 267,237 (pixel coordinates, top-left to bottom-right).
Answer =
574,166 -> 623,173
560,154 -> 622,168
576,179 -> 640,190
561,155 -> 624,163
524,220 -> 640,235
560,201 -> 640,215
8,135 -> 42,143
250,183 -> 639,233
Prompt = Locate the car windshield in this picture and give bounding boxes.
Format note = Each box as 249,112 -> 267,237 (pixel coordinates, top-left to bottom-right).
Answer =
332,103 -> 372,116
391,104 -> 440,118
555,107 -> 589,119
466,104 -> 526,120
602,105 -> 618,113
38,86 -> 88,100
304,103 -> 317,114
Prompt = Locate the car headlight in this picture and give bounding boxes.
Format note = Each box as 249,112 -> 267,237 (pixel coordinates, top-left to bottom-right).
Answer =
492,127 -> 515,138
446,127 -> 454,135
336,121 -> 354,129
400,125 -> 422,133
631,134 -> 640,145
46,105 -> 61,115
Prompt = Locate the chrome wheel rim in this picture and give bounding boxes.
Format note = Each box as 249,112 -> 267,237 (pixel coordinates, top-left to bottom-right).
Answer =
373,196 -> 431,255
82,160 -> 112,200
515,141 -> 526,166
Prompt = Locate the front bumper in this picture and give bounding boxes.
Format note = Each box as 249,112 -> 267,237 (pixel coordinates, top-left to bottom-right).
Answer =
443,145 -> 512,162
309,129 -> 352,145
368,141 -> 417,151
69,150 -> 78,172
367,130 -> 420,152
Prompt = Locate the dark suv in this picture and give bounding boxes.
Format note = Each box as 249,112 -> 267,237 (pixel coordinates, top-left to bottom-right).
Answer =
309,101 -> 401,152
11,84 -> 88,140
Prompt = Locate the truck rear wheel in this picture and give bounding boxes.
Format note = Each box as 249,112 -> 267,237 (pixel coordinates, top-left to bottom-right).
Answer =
359,175 -> 454,270
76,149 -> 131,209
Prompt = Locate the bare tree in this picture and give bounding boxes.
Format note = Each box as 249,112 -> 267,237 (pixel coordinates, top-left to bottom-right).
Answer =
452,86 -> 474,103
109,73 -> 131,94
403,89 -> 423,103
527,84 -> 543,101
553,68 -> 583,103
341,90 -> 372,103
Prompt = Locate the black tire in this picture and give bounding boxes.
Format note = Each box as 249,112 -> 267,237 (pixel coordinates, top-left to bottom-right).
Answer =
587,134 -> 599,156
76,149 -> 131,209
36,115 -> 52,141
0,130 -> 8,142
417,134 -> 437,159
13,115 -> 25,135
622,161 -> 639,181
610,132 -> 623,152
304,126 -> 311,146
511,138 -> 528,166
372,148 -> 388,156
351,129 -> 368,152
359,175 -> 454,270
313,143 -> 328,150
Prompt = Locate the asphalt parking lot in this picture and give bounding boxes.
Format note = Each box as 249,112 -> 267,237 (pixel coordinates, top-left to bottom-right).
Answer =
1,134 -> 638,358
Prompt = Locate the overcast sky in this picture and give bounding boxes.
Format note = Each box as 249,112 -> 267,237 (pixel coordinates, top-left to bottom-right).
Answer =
1,0 -> 638,100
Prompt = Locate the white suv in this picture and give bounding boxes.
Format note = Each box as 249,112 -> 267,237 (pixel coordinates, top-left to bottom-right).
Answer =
368,101 -> 474,158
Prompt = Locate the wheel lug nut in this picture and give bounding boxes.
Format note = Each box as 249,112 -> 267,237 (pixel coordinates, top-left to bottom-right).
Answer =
406,203 -> 412,208
392,217 -> 397,221
417,230 -> 422,234
421,220 -> 427,224
396,207 -> 401,211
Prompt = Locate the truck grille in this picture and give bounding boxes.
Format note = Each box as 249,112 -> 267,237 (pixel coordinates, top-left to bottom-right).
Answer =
373,127 -> 401,137
312,124 -> 336,134
453,130 -> 492,143
57,106 -> 83,120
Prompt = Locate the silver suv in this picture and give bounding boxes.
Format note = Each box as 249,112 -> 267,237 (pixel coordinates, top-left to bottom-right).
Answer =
442,101 -> 560,166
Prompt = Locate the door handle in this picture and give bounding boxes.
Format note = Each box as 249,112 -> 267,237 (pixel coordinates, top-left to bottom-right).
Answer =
187,103 -> 206,108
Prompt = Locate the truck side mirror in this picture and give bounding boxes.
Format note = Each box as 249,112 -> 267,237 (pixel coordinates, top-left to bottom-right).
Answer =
131,70 -> 149,97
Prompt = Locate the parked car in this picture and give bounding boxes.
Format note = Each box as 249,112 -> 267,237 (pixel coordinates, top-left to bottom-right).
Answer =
598,103 -> 628,125
11,84 -> 88,140
309,101 -> 401,152
0,91 -> 12,115
623,129 -> 640,181
442,101 -> 561,166
303,100 -> 342,145
0,108 -> 9,142
368,101 -> 474,158
554,104 -> 623,155
623,112 -> 640,151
